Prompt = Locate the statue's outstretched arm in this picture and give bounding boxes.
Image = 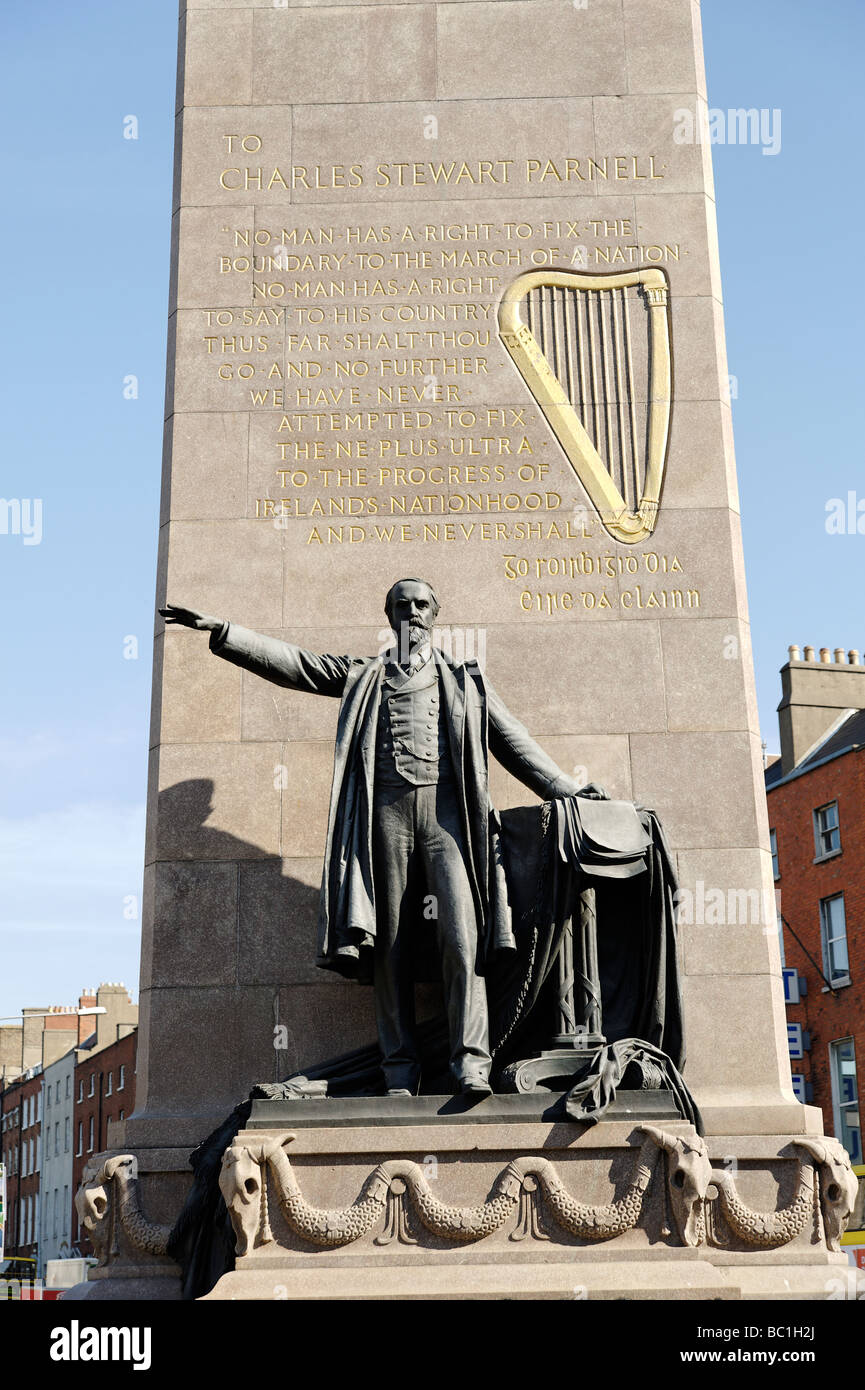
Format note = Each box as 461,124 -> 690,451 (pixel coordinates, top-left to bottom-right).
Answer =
485,681 -> 607,802
160,604 -> 351,697
486,681 -> 582,800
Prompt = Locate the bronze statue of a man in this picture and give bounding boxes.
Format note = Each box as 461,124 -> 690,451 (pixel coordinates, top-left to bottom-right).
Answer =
162,580 -> 586,1096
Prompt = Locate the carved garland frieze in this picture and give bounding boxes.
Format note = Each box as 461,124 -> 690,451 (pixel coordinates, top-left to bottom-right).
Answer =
217,1127 -> 858,1257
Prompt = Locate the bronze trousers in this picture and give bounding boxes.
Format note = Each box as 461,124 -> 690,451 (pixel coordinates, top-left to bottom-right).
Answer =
371,777 -> 491,1092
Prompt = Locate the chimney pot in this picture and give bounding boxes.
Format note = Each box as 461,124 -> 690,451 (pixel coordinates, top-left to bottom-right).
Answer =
788,644 -> 800,661
803,645 -> 815,661
849,650 -> 861,665
819,647 -> 831,663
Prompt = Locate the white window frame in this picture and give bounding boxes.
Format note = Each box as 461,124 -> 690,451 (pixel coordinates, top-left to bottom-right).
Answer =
813,801 -> 841,860
118,1065 -> 125,1092
829,1037 -> 862,1166
820,893 -> 851,986
106,1071 -> 113,1097
769,828 -> 780,879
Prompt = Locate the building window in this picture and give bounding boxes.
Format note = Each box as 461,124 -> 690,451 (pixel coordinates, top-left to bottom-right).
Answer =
769,829 -> 779,879
88,1116 -> 94,1152
820,894 -> 850,985
65,1074 -> 71,1100
118,1065 -> 125,1091
63,1186 -> 69,1237
118,1110 -> 124,1122
106,1071 -> 113,1097
76,1121 -> 82,1157
53,1188 -> 58,1240
46,1085 -> 51,1110
830,1039 -> 862,1165
55,1080 -> 60,1104
814,801 -> 841,859
77,1078 -> 83,1103
88,1073 -> 95,1098
64,1117 -> 70,1153
54,1122 -> 60,1156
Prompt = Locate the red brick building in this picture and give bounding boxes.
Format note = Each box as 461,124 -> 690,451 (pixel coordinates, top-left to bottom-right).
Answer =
1,983 -> 138,1269
72,1027 -> 137,1257
766,645 -> 865,1173
0,1066 -> 43,1269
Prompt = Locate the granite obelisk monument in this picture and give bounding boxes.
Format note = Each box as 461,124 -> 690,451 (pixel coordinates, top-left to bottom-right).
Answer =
71,0 -> 856,1300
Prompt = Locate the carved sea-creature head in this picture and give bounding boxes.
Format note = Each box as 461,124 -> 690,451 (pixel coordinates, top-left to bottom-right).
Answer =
75,1174 -> 110,1264
220,1142 -> 272,1257
74,1155 -> 135,1265
641,1126 -> 712,1247
796,1137 -> 859,1251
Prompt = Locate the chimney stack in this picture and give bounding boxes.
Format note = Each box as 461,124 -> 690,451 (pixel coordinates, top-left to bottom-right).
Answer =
778,644 -> 865,774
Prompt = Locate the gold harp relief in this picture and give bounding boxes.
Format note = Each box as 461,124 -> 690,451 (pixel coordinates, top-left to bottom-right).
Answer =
498,268 -> 672,544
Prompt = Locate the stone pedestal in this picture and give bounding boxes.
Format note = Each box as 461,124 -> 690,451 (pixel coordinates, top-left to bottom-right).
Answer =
201,1098 -> 852,1301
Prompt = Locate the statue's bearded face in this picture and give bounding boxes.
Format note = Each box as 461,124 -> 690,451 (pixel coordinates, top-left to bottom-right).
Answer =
386,580 -> 438,659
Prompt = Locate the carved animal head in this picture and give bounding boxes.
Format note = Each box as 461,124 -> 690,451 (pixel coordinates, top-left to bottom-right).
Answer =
641,1126 -> 712,1247
74,1155 -> 135,1265
796,1137 -> 859,1251
75,1173 -> 111,1264
219,1142 -> 271,1257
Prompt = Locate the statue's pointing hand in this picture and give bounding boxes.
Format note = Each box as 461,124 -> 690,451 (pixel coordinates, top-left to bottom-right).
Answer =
160,604 -> 222,633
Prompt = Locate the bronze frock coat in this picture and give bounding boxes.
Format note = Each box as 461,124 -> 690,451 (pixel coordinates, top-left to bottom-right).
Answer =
209,622 -> 581,980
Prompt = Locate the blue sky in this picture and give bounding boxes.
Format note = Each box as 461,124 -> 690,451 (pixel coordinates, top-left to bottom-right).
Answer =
0,0 -> 863,1021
